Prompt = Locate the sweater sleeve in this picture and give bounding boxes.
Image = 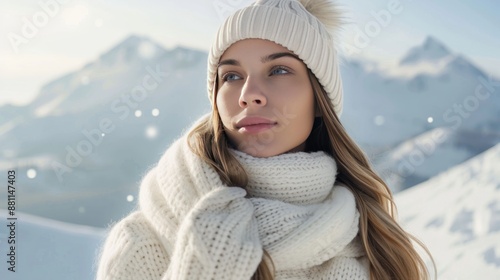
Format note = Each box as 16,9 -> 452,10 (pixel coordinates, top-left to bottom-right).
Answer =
96,211 -> 171,280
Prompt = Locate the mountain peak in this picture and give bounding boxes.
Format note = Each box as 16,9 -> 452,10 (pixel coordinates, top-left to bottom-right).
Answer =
446,54 -> 486,77
98,34 -> 167,65
400,36 -> 452,66
422,36 -> 449,52
118,34 -> 144,46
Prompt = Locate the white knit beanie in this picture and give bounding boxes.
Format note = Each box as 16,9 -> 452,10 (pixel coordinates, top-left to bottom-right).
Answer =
207,0 -> 344,116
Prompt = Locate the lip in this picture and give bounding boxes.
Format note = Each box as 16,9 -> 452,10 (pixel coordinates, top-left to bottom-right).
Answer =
236,116 -> 277,133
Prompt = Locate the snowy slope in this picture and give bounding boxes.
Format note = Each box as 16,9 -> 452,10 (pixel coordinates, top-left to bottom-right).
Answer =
395,143 -> 500,279
0,211 -> 105,280
374,127 -> 500,191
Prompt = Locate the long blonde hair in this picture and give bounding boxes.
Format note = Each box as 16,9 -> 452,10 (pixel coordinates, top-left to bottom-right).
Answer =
187,70 -> 434,279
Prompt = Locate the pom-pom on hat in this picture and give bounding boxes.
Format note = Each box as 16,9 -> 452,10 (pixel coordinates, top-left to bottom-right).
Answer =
207,0 -> 344,116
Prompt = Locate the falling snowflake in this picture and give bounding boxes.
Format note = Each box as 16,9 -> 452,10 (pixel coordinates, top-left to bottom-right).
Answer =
146,125 -> 158,139
152,108 -> 160,117
27,168 -> 37,179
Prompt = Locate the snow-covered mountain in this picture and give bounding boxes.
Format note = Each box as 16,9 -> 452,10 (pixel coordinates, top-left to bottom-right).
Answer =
341,36 -> 499,189
0,34 -> 498,228
0,210 -> 105,280
399,36 -> 452,65
395,143 -> 500,279
342,37 -> 499,148
0,34 -> 211,228
373,127 -> 500,191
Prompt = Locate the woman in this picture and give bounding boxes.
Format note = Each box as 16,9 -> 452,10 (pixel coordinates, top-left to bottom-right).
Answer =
96,0 -> 433,279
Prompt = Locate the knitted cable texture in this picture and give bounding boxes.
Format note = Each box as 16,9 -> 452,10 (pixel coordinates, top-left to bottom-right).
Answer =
96,122 -> 369,280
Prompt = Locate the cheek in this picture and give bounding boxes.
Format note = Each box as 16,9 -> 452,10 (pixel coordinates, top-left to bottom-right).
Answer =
216,91 -> 235,126
295,89 -> 316,130
297,90 -> 316,136
284,84 -> 315,113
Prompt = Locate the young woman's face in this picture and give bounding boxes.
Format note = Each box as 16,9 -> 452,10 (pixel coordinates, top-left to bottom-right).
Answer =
216,39 -> 315,158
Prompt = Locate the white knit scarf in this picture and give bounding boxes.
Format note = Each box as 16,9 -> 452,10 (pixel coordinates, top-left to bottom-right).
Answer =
138,134 -> 361,280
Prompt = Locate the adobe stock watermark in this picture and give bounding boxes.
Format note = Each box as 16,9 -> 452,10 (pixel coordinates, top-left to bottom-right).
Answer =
395,128 -> 448,178
342,0 -> 409,56
7,0 -> 73,54
443,75 -> 499,129
395,74 -> 499,178
51,64 -> 169,182
234,106 -> 297,155
212,0 -> 251,21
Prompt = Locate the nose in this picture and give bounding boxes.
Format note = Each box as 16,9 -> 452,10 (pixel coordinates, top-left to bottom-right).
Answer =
239,76 -> 267,107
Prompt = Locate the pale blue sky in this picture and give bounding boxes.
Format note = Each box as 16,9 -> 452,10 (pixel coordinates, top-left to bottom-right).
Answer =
1,0 -> 498,106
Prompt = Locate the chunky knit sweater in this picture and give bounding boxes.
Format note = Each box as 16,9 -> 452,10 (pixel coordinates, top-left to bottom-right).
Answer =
96,133 -> 369,280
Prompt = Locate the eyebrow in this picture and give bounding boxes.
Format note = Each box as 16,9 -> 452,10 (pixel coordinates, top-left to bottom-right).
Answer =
217,52 -> 302,68
261,52 -> 301,63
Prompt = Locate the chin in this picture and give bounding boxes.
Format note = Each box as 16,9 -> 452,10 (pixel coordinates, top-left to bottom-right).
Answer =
246,146 -> 301,158
233,140 -> 307,158
235,146 -> 279,158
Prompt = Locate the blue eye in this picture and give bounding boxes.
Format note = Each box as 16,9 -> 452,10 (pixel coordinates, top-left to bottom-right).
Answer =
222,73 -> 242,82
270,67 -> 290,75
